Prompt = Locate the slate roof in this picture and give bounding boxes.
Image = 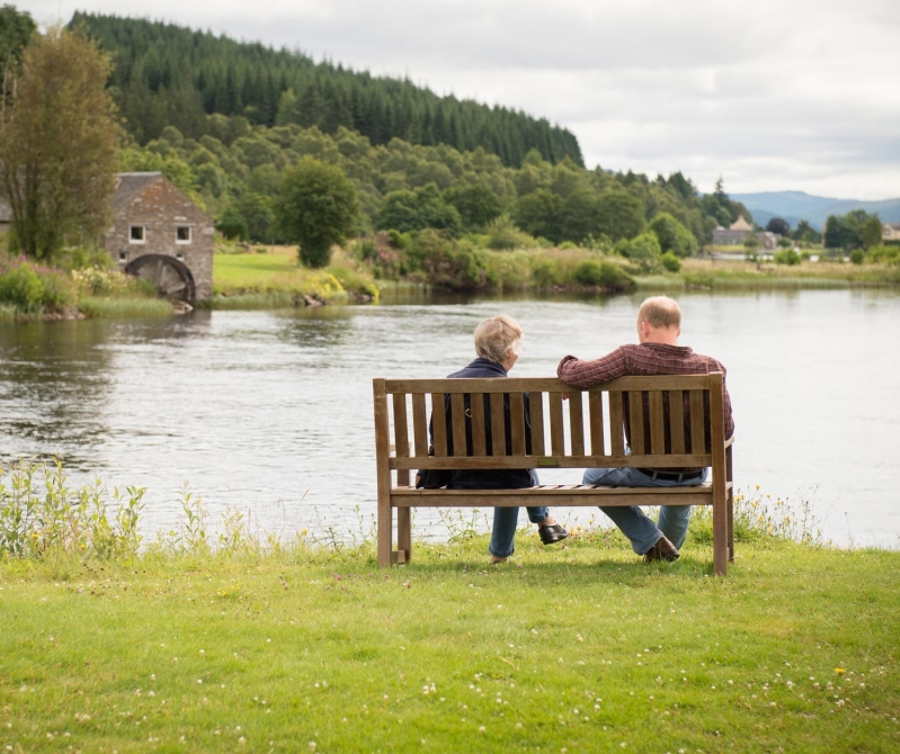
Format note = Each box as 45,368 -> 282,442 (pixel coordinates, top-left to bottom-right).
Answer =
110,172 -> 163,214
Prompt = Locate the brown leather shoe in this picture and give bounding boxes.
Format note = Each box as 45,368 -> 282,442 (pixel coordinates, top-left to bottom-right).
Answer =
643,536 -> 679,563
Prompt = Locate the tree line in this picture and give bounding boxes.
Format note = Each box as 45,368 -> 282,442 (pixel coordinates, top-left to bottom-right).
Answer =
70,12 -> 582,169
0,6 -> 755,275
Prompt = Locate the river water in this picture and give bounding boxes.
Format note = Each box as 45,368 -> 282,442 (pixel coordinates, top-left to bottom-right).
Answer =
1,289 -> 897,549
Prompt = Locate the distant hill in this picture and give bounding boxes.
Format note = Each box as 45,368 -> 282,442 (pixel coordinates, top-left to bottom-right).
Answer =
72,13 -> 583,168
731,191 -> 900,231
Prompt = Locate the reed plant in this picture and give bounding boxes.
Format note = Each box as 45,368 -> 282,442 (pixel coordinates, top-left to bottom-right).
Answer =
78,296 -> 174,318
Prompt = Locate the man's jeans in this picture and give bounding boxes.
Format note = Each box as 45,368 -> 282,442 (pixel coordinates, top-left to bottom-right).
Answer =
583,466 -> 709,555
488,471 -> 547,558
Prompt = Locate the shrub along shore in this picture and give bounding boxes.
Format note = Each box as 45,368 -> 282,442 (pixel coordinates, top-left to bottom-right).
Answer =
1,462 -> 898,752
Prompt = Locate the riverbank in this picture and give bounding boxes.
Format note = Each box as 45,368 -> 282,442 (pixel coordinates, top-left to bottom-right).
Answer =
2,536 -> 898,753
207,244 -> 900,310
2,244 -> 898,322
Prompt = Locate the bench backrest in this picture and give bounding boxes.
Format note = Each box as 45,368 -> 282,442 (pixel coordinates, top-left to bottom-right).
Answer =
373,374 -> 728,485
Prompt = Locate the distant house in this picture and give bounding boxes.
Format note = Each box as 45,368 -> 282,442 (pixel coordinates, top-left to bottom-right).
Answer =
755,231 -> 779,250
103,172 -> 213,301
883,223 -> 900,241
712,216 -> 754,246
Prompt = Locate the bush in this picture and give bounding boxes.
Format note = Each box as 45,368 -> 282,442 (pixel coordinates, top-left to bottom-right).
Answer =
485,213 -> 535,251
615,232 -> 662,273
649,212 -> 697,258
849,248 -> 865,265
0,257 -> 76,313
867,245 -> 900,265
572,259 -> 635,291
660,251 -> 682,272
774,249 -> 802,266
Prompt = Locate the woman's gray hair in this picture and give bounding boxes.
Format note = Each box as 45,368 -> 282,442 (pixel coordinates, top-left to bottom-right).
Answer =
473,314 -> 524,363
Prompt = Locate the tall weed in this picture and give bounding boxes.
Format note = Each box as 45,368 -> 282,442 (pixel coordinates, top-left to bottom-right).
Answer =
0,460 -> 144,559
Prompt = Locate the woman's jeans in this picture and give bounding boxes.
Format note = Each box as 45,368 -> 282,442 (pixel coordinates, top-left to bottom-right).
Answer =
488,471 -> 547,558
582,466 -> 709,555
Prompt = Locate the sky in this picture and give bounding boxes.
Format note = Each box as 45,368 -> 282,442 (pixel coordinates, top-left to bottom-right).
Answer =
24,0 -> 900,200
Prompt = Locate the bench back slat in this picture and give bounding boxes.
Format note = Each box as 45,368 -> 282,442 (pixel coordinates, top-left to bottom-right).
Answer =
549,391 -> 566,455
392,393 -> 411,486
588,391 -> 605,456
689,390 -> 707,453
379,375 -> 725,473
431,392 -> 448,455
509,393 -> 528,455
627,391 -> 644,456
489,393 -> 506,456
469,392 -> 487,456
568,391 -> 586,456
530,392 -> 546,456
648,391 -> 666,455
669,391 -> 685,455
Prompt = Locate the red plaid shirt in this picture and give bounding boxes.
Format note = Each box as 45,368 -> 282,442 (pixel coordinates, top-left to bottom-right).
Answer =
558,342 -> 735,442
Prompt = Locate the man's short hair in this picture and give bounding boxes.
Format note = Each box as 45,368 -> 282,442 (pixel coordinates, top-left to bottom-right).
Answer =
474,314 -> 524,363
638,296 -> 681,329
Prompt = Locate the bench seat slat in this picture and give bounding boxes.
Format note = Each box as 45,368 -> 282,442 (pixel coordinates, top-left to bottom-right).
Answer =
390,482 -> 731,508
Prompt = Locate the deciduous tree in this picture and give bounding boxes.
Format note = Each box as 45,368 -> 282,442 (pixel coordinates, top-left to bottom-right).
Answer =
0,25 -> 118,260
765,217 -> 791,236
596,190 -> 645,242
276,156 -> 359,267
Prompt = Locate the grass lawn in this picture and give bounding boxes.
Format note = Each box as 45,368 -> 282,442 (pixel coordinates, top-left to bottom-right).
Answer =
2,530 -> 898,753
211,246 -> 378,306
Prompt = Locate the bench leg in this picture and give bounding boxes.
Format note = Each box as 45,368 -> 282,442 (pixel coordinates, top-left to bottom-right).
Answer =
377,503 -> 392,568
727,495 -> 735,563
398,508 -> 412,564
713,500 -> 728,576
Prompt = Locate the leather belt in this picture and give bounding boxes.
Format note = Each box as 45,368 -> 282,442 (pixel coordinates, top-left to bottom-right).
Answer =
637,468 -> 704,483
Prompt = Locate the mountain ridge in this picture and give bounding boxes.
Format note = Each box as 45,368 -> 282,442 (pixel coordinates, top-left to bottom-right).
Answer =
730,191 -> 900,231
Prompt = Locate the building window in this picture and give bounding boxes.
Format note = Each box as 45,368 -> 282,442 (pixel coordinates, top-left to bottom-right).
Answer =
129,225 -> 146,243
176,226 -> 192,244
119,252 -> 128,262
175,252 -> 184,261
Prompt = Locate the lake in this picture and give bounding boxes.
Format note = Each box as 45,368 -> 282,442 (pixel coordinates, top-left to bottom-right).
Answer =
1,288 -> 897,550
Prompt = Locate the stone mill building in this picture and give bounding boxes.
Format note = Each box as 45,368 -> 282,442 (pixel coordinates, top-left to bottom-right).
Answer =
103,172 -> 214,301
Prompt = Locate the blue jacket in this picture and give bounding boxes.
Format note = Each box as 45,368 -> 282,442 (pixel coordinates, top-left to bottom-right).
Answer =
437,358 -> 535,490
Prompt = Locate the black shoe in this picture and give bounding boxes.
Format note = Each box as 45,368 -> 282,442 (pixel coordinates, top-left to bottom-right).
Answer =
539,523 -> 569,545
643,536 -> 679,563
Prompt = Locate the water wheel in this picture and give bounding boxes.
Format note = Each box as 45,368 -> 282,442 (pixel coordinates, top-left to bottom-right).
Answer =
124,254 -> 197,302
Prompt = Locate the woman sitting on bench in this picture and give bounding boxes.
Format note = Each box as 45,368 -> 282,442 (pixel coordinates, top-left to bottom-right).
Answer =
421,314 -> 568,564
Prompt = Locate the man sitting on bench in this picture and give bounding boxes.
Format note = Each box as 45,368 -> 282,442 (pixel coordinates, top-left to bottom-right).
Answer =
557,296 -> 735,563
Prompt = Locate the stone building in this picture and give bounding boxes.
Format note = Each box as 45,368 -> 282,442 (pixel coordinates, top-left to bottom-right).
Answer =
711,215 -> 754,246
104,172 -> 214,300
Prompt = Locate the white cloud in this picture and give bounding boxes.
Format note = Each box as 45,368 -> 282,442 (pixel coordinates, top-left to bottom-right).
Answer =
25,0 -> 900,199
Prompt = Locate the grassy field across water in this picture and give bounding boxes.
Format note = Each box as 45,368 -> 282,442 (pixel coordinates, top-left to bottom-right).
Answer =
2,526 -> 898,753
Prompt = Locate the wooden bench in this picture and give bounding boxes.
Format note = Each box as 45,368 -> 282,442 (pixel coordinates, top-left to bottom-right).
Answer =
373,373 -> 735,574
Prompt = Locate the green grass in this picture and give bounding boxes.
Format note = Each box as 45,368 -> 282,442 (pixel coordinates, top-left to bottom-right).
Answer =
213,247 -> 376,304
2,464 -> 895,752
662,258 -> 900,290
2,539 -> 898,751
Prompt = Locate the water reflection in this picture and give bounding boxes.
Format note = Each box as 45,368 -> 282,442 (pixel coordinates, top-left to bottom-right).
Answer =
0,320 -> 115,467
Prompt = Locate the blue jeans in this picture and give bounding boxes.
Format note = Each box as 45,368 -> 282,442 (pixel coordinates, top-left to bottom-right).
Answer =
583,466 -> 708,555
488,471 -> 547,558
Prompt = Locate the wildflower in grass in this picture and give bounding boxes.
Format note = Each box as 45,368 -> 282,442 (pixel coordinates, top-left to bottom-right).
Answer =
835,667 -> 845,675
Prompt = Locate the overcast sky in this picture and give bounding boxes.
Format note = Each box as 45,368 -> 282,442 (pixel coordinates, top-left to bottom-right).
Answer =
25,0 -> 900,200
